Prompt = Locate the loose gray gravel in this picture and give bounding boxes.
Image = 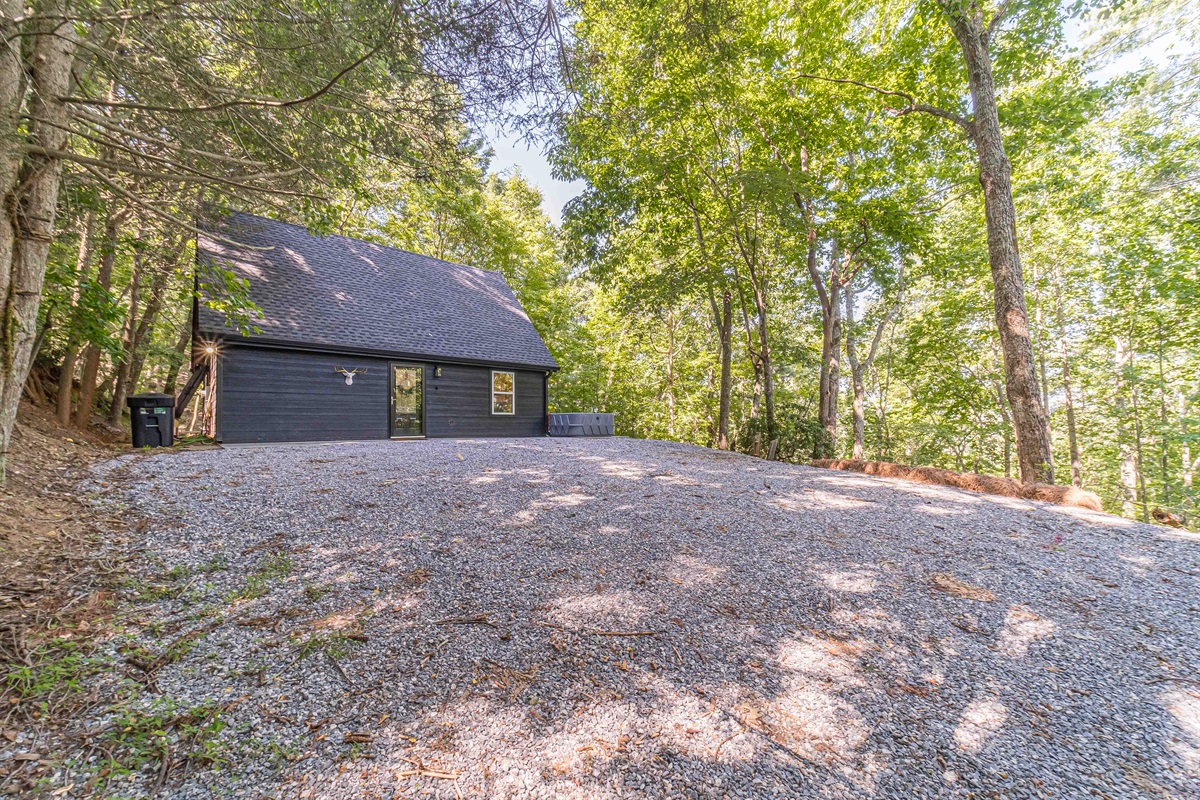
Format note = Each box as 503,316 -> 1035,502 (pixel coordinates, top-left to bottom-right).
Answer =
72,437 -> 1200,798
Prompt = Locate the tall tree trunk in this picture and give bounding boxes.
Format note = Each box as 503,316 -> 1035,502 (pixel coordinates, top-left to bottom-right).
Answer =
1130,354 -> 1149,523
56,211 -> 98,424
851,366 -> 866,459
690,206 -> 733,451
808,233 -> 841,457
844,268 -> 904,461
123,267 -> 171,409
162,323 -> 193,396
76,211 -> 123,428
878,330 -> 895,461
124,236 -> 181,405
944,6 -> 1055,484
845,283 -> 868,460
819,295 -> 841,449
108,240 -> 147,426
734,272 -> 763,450
107,283 -> 141,425
0,2 -> 78,483
1032,260 -> 1049,412
1156,321 -> 1170,507
707,286 -> 733,450
704,363 -> 716,449
724,208 -> 775,449
56,349 -> 79,428
664,311 -> 677,439
757,296 -> 775,445
734,236 -> 775,444
995,381 -> 1013,479
1060,342 -> 1082,487
1053,280 -> 1083,487
1115,335 -> 1141,519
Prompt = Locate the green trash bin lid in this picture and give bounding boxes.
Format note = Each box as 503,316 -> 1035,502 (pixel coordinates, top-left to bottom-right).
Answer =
127,392 -> 175,408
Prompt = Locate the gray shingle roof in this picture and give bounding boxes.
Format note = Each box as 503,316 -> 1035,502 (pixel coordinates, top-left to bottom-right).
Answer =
197,212 -> 558,370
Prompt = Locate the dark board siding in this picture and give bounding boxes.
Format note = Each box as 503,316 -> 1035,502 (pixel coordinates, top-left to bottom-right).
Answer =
216,344 -> 546,443
425,364 -> 545,437
217,345 -> 390,443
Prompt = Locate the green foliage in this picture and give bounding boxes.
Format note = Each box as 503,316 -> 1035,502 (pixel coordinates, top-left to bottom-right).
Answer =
22,0 -> 1197,530
546,0 -> 1200,527
197,267 -> 262,337
293,631 -> 361,661
304,583 -> 333,603
3,639 -> 109,699
255,553 -> 293,580
166,557 -> 229,582
340,164 -> 576,363
742,401 -> 831,462
223,552 -> 292,602
102,698 -> 231,774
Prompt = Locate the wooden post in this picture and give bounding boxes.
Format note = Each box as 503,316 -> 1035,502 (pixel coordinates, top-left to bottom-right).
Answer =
203,353 -> 217,439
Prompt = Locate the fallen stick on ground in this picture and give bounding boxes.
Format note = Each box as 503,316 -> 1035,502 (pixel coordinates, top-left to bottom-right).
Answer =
395,755 -> 458,781
713,727 -> 745,757
329,654 -> 356,687
435,614 -> 495,627
397,769 -> 458,780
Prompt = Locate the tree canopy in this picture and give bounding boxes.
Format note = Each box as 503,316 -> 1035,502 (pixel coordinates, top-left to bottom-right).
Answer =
7,0 -> 1199,525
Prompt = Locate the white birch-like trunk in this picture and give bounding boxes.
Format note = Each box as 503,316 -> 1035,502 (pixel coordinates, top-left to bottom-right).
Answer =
0,3 -> 79,483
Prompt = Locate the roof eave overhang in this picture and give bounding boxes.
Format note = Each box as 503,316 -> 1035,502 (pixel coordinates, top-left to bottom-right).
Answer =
199,331 -> 560,372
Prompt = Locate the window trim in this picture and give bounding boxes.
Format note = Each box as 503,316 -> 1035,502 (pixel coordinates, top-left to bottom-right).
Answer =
491,370 -> 515,415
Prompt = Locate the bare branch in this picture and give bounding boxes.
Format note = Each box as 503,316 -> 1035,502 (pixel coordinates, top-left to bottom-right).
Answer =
59,40 -> 386,114
18,144 -> 321,198
845,260 -> 905,379
69,107 -> 271,168
894,103 -> 973,132
804,227 -> 830,318
865,263 -> 906,367
987,0 -> 1016,38
78,163 -> 274,252
796,73 -> 972,132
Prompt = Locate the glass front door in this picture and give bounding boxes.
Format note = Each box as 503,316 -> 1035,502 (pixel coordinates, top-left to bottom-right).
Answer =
390,364 -> 424,438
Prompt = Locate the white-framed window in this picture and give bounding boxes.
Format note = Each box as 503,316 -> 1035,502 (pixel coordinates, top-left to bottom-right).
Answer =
491,370 -> 515,415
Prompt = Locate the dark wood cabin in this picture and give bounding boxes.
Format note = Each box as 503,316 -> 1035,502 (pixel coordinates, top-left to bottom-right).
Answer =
195,212 -> 557,444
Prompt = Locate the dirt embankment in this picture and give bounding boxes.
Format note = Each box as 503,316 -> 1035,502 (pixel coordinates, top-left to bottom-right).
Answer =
0,404 -> 132,789
2,404 -> 124,610
811,458 -> 1105,512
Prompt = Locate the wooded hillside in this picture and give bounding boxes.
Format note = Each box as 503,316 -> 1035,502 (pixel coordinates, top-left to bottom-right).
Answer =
5,0 -> 1198,525
549,0 -> 1200,523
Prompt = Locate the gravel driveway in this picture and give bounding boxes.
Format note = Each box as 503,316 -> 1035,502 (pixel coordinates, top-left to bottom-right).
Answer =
86,437 -> 1200,798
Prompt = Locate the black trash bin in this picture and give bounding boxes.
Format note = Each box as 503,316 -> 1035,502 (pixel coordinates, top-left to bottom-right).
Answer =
128,393 -> 175,448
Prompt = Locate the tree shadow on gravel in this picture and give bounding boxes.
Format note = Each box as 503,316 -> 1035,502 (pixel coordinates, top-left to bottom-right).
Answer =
89,438 -> 1200,800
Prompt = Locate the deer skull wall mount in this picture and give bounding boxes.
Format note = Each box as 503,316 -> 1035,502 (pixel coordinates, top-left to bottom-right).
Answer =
334,366 -> 367,386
